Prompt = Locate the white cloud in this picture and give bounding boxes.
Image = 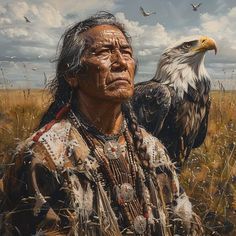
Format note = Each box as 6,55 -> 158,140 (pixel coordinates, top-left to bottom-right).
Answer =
7,1 -> 30,20
228,7 -> 236,17
138,49 -> 152,56
35,3 -> 64,28
199,7 -> 236,38
142,23 -> 172,47
1,28 -> 28,38
201,14 -> 228,33
18,46 -> 55,58
0,5 -> 7,14
0,17 -> 11,25
47,0 -> 116,14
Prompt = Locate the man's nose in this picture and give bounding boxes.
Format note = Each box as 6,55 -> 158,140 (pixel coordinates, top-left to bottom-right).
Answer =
111,50 -> 128,71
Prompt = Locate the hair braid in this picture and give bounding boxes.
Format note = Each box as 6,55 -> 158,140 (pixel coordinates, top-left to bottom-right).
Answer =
122,102 -> 150,168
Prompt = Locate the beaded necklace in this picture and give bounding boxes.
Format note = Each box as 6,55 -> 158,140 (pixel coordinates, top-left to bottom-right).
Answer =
72,108 -> 126,142
68,110 -> 151,234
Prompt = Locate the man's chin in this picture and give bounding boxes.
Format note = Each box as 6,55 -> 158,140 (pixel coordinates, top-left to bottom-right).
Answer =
104,90 -> 133,102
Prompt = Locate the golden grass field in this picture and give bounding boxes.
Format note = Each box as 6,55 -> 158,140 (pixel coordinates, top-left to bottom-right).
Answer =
181,90 -> 236,235
0,89 -> 236,235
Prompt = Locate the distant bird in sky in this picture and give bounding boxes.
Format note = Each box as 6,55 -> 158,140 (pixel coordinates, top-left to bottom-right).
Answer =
139,6 -> 156,17
132,35 -> 217,169
32,67 -> 37,71
191,3 -> 202,11
6,56 -> 16,59
24,16 -> 31,23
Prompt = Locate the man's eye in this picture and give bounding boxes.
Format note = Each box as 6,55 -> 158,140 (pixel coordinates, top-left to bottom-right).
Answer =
121,49 -> 133,57
96,49 -> 110,55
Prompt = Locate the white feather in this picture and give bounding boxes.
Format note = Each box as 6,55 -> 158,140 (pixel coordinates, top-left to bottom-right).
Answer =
173,193 -> 193,230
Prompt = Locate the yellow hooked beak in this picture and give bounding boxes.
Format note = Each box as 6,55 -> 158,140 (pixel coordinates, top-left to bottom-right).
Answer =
193,36 -> 217,54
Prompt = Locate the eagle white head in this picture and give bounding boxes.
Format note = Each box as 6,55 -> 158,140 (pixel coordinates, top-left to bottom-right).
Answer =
153,35 -> 217,98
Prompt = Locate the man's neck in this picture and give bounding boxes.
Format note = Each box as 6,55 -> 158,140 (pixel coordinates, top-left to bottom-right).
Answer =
77,91 -> 124,135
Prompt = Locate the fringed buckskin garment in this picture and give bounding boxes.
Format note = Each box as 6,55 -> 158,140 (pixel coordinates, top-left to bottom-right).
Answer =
1,112 -> 203,236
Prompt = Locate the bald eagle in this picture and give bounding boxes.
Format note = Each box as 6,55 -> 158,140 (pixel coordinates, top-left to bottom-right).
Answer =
132,36 -> 217,168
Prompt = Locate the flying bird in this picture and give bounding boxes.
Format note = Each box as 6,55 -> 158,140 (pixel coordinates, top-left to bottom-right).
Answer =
132,35 -> 217,168
191,3 -> 202,11
5,56 -> 16,60
24,16 -> 31,23
140,6 -> 156,17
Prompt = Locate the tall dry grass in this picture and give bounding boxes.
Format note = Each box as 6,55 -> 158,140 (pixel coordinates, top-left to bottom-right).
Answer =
0,89 -> 51,172
181,90 -> 236,235
0,89 -> 236,234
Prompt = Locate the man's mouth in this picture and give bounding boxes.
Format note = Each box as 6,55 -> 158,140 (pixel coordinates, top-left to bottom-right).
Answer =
107,77 -> 130,85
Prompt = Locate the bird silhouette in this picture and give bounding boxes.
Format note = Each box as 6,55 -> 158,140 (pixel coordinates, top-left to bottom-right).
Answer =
191,3 -> 202,11
24,16 -> 31,23
139,6 -> 156,17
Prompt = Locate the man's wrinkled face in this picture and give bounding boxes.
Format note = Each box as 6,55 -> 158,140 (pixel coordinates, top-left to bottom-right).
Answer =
77,25 -> 135,102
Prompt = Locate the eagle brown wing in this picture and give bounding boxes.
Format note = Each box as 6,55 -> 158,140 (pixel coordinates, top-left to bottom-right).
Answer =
157,87 -> 211,166
193,98 -> 211,148
132,81 -> 171,137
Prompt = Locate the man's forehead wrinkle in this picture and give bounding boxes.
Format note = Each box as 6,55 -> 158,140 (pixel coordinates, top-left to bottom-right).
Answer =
96,39 -> 129,46
89,39 -> 130,49
81,26 -> 131,53
99,29 -> 123,37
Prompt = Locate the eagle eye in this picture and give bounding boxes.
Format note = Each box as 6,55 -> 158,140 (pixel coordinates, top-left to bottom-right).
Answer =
182,42 -> 192,50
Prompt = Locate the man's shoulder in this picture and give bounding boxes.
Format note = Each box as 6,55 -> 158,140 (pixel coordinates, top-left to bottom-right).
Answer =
16,119 -> 71,151
16,119 -> 89,169
33,119 -> 71,143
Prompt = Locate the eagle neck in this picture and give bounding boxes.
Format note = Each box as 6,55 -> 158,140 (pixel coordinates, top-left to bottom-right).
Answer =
153,54 -> 211,99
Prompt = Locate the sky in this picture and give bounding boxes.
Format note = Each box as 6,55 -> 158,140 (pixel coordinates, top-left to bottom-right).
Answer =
0,0 -> 236,89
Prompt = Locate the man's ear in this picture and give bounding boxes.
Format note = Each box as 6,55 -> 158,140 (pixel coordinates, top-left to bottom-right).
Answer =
65,77 -> 79,88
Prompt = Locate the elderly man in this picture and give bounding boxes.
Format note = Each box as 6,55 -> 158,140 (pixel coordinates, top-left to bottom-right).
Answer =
1,12 -> 203,235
